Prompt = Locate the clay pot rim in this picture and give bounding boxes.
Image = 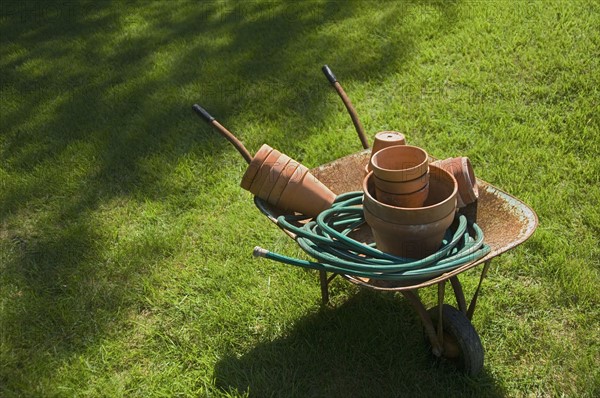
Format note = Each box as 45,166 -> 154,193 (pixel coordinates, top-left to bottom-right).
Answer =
375,181 -> 429,197
270,161 -> 307,206
258,153 -> 292,200
367,132 -> 407,172
432,157 -> 479,206
374,182 -> 429,208
370,145 -> 429,181
364,166 -> 457,211
249,149 -> 282,194
364,201 -> 455,227
240,144 -> 274,190
373,131 -> 406,143
373,172 -> 429,194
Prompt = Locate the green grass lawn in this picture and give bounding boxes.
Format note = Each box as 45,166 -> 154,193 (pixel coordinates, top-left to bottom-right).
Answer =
1,0 -> 599,396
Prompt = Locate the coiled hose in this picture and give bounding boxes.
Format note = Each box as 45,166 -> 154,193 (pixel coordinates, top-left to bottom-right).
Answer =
254,191 -> 490,281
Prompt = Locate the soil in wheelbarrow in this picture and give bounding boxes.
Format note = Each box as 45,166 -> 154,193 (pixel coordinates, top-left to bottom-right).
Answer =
311,152 -> 367,195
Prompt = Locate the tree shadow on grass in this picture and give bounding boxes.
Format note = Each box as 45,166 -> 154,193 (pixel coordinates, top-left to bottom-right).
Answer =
0,0 -> 461,393
215,290 -> 505,398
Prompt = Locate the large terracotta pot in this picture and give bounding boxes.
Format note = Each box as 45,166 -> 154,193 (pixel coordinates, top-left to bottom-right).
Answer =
362,165 -> 458,258
364,205 -> 456,259
363,166 -> 457,223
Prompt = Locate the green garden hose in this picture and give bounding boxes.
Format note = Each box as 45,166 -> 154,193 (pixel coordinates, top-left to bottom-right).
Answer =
254,191 -> 490,281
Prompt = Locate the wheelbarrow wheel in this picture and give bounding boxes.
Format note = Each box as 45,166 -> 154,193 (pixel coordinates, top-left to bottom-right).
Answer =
427,304 -> 484,376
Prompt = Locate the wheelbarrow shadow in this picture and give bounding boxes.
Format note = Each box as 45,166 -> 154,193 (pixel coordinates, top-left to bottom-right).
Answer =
214,289 -> 505,397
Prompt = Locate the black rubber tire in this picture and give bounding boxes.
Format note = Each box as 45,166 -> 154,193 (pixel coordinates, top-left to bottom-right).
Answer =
427,304 -> 484,376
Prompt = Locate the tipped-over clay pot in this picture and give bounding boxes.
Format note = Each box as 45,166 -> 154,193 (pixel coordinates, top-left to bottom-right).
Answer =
431,157 -> 478,207
249,149 -> 282,194
362,165 -> 458,259
278,169 -> 336,218
240,144 -> 335,218
266,159 -> 302,205
257,152 -> 292,199
240,144 -> 273,190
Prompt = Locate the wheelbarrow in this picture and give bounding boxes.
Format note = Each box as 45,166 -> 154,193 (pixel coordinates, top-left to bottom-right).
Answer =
252,149 -> 537,375
191,67 -> 538,376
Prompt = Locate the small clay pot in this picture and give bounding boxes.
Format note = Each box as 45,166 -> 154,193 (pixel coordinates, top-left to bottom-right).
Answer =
373,172 -> 429,195
366,131 -> 407,173
370,145 -> 429,182
375,182 -> 429,208
431,157 -> 478,207
240,144 -> 273,190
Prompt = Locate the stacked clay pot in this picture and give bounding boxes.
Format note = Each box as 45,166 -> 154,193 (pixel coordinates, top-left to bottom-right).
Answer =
369,145 -> 430,208
363,164 -> 458,259
431,157 -> 478,208
240,144 -> 336,218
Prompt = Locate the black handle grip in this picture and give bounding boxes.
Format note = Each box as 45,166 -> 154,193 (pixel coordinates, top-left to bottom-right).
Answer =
192,104 -> 215,123
322,65 -> 337,85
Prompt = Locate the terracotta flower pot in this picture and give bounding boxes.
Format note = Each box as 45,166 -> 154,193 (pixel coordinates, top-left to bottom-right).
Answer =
375,182 -> 429,208
431,157 -> 478,208
248,149 -> 282,194
366,131 -> 407,173
240,144 -> 273,190
257,152 -> 292,199
239,144 -> 335,218
278,169 -> 336,218
373,172 -> 429,195
266,159 -> 301,205
364,205 -> 456,259
370,145 -> 429,182
363,166 -> 457,223
362,165 -> 458,258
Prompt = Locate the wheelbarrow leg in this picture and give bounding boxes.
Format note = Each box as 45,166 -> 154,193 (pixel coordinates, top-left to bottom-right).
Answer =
436,281 -> 446,349
402,289 -> 443,357
450,276 -> 468,314
467,260 -> 492,320
319,270 -> 329,305
318,270 -> 339,305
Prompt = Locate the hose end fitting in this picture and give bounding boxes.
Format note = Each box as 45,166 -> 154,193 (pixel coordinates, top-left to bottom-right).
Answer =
253,246 -> 269,258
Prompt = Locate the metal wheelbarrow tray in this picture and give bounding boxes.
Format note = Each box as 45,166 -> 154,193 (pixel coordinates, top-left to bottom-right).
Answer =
254,149 -> 538,375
